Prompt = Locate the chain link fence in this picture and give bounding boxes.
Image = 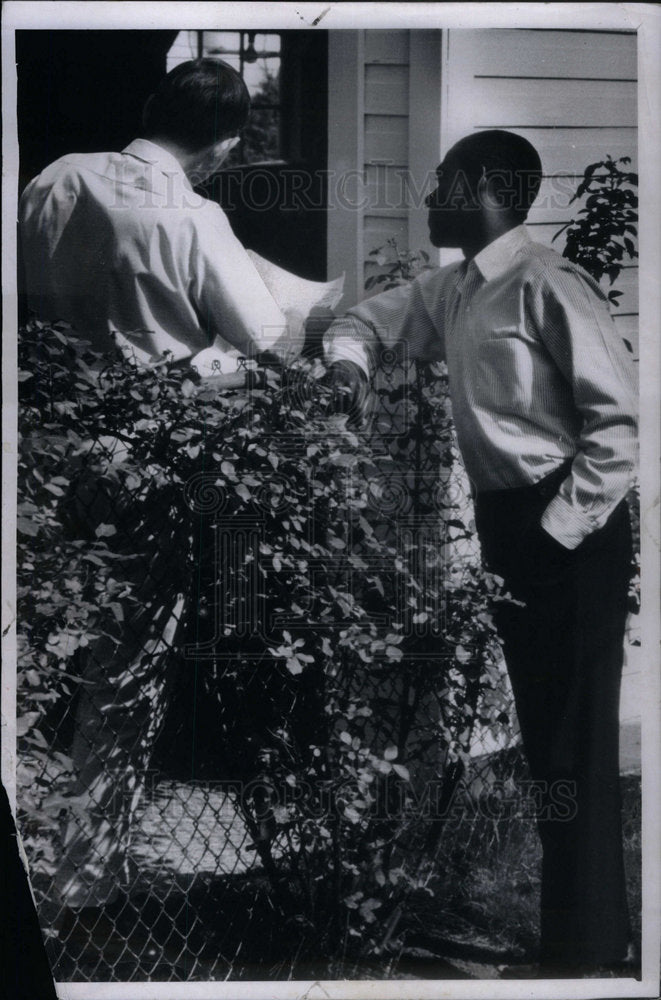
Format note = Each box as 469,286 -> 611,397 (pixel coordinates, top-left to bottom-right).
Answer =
16,329 -> 639,982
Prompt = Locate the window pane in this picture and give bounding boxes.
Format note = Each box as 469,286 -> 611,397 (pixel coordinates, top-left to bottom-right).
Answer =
202,31 -> 241,56
254,33 -> 281,54
242,59 -> 280,101
166,30 -> 199,71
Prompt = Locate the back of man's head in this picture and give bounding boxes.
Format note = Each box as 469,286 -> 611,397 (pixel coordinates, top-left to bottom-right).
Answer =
143,58 -> 250,151
451,129 -> 543,221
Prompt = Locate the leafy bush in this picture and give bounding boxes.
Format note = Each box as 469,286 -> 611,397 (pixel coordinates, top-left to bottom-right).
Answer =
17,318 -> 508,966
365,238 -> 434,293
553,155 -> 638,308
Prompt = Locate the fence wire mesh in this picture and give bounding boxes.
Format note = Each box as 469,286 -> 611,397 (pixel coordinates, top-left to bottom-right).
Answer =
16,337 -> 637,982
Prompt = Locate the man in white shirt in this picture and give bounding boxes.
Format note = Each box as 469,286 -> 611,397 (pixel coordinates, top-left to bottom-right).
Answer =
19,59 -> 298,372
19,59 -> 303,943
324,130 -> 638,977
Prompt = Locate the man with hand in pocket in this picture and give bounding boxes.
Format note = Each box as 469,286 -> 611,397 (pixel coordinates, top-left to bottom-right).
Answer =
323,129 -> 638,978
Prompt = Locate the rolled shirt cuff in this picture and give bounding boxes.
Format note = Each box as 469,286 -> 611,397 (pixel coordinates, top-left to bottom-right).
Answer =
324,315 -> 375,379
325,338 -> 372,379
540,493 -> 603,549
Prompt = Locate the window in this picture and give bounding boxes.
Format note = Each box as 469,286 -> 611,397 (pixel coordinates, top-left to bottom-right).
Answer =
167,30 -> 283,164
166,29 -> 329,280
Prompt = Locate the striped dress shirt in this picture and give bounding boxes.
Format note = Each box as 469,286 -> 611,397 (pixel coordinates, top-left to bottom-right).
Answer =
324,225 -> 638,549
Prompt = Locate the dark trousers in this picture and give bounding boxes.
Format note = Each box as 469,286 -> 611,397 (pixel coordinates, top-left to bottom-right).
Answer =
474,465 -> 632,969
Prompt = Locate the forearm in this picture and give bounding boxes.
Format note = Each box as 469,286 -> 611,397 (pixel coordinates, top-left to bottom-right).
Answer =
323,271 -> 444,376
192,208 -> 294,362
541,425 -> 638,548
323,314 -> 380,378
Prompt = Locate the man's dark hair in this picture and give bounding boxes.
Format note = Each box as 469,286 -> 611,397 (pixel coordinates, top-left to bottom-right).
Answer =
143,58 -> 250,150
450,129 -> 543,221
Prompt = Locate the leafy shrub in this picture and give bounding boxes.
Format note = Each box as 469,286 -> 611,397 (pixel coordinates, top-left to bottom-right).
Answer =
17,318 -> 507,965
365,238 -> 434,293
553,154 -> 638,309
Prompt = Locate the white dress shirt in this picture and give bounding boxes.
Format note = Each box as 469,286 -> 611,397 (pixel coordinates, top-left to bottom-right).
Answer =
324,226 -> 638,549
19,139 -> 294,371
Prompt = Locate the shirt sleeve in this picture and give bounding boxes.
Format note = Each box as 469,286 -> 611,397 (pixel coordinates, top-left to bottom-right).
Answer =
528,262 -> 638,549
324,269 -> 446,377
187,204 -> 297,362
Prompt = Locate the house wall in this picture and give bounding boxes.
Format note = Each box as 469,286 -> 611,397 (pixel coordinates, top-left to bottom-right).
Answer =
328,30 -> 442,310
327,28 -> 638,357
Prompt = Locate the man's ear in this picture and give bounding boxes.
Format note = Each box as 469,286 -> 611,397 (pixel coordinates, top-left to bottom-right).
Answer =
212,135 -> 240,168
142,93 -> 155,131
477,171 -> 506,212
218,135 -> 240,156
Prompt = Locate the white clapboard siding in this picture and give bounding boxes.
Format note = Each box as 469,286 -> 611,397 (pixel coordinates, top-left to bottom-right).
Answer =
328,30 -> 414,307
364,65 -> 410,115
460,29 -> 637,80
443,28 -> 638,355
475,128 -> 638,177
364,114 -> 409,165
364,30 -> 410,64
364,165 -> 415,213
363,215 -> 409,252
473,78 -> 636,130
361,32 -> 412,294
360,32 -> 445,292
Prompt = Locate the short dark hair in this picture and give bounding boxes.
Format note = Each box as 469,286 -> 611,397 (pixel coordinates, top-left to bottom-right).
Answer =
143,58 -> 250,150
449,129 -> 543,221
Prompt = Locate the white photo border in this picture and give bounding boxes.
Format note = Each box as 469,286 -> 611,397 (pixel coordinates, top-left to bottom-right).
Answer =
2,4 -> 659,999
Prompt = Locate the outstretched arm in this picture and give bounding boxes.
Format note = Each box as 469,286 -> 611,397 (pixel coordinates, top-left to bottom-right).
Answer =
324,271 -> 446,377
189,206 -> 300,364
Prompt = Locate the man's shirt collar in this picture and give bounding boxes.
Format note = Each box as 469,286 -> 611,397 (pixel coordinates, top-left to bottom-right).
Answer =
471,225 -> 531,283
122,138 -> 193,192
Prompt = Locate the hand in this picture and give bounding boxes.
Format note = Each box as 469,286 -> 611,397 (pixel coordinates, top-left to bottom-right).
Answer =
324,360 -> 370,426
